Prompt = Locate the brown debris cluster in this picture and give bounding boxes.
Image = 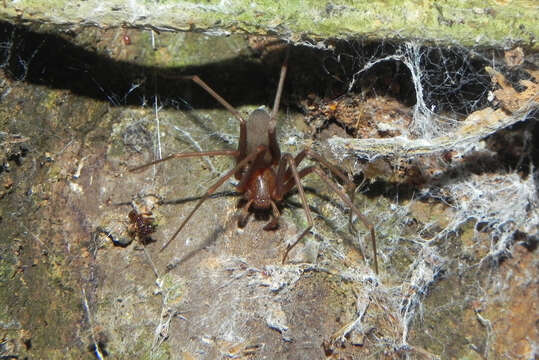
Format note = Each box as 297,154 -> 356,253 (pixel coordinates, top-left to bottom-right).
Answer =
485,66 -> 538,114
303,93 -> 413,140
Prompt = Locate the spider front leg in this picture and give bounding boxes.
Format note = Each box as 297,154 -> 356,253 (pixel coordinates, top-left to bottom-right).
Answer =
275,153 -> 314,264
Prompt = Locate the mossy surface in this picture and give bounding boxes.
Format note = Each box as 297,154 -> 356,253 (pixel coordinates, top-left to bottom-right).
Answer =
0,0 -> 536,50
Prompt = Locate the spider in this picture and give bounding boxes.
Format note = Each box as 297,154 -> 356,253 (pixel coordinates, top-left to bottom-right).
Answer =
131,49 -> 378,273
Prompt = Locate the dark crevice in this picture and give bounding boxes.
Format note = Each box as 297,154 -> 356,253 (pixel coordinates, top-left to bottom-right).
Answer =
0,21 -> 501,120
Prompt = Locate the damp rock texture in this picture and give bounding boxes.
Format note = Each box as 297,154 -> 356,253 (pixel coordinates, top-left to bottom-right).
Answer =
0,16 -> 537,360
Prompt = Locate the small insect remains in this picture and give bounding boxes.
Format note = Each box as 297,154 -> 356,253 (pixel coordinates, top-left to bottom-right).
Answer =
131,48 -> 378,273
127,209 -> 156,245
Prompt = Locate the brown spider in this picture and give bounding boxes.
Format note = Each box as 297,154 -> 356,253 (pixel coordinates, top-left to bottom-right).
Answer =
131,49 -> 378,273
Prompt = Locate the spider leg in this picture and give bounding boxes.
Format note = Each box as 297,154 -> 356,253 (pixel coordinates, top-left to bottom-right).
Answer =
283,149 -> 371,251
129,150 -> 239,172
263,200 -> 281,231
277,154 -> 314,264
348,176 -> 367,236
181,76 -> 245,125
282,148 -> 355,194
180,75 -> 248,162
159,146 -> 268,252
268,48 -> 290,164
277,148 -> 377,273
269,47 -> 289,126
293,166 -> 377,274
238,199 -> 254,228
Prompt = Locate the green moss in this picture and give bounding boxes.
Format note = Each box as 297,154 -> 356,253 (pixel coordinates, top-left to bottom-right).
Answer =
2,1 -> 536,49
139,31 -> 250,68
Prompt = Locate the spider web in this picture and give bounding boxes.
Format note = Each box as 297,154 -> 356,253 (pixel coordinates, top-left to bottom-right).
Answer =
309,37 -> 537,356
1,22 -> 537,359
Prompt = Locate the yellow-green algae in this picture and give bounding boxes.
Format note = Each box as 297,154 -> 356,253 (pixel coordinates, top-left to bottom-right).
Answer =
0,0 -> 536,49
